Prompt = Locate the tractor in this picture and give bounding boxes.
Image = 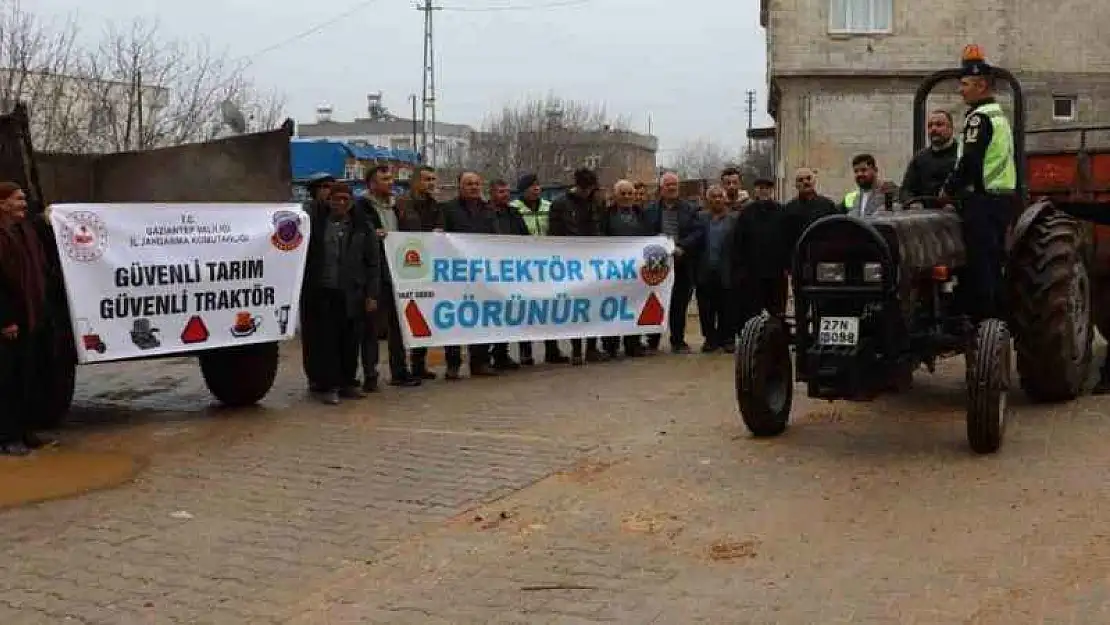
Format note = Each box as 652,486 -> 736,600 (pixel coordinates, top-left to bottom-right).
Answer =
735,52 -> 1093,454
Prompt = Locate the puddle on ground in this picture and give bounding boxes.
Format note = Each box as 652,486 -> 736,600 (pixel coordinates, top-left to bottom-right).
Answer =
0,449 -> 141,510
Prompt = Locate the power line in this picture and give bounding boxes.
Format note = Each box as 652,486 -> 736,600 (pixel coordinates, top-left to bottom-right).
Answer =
438,0 -> 591,11
245,0 -> 383,60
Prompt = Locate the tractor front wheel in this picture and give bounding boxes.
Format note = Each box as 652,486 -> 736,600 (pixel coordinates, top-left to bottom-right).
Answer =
966,318 -> 1011,455
735,315 -> 793,437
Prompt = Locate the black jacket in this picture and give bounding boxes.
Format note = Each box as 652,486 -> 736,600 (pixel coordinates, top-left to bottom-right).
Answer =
303,206 -> 381,317
731,199 -> 789,282
548,189 -> 602,236
783,194 -> 842,255
900,142 -> 959,202
599,205 -> 653,237
490,204 -> 529,235
442,198 -> 497,234
354,196 -> 396,285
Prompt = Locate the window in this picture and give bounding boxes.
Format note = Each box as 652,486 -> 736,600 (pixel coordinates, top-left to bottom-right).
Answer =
1052,96 -> 1077,122
828,0 -> 892,34
390,138 -> 411,151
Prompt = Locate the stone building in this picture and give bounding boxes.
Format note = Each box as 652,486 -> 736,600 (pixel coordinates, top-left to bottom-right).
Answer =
761,0 -> 1110,198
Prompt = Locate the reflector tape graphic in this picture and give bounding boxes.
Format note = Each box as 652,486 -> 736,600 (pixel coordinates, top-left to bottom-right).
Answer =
637,293 -> 665,325
404,299 -> 432,337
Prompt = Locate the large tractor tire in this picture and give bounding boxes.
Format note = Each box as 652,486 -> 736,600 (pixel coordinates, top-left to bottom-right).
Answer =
966,319 -> 1011,454
736,314 -> 793,437
1009,211 -> 1093,402
199,342 -> 280,407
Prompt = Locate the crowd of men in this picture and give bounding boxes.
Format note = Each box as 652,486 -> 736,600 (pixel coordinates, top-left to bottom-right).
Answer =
295,158 -> 875,405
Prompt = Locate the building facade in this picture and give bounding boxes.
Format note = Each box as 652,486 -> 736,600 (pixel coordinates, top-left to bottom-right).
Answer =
469,127 -> 658,189
762,0 -> 1110,198
297,99 -> 473,168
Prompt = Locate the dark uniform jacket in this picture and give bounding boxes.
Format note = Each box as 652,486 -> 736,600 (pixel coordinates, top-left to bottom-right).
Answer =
731,199 -> 789,283
942,97 -> 1002,197
548,189 -> 602,236
442,198 -> 497,234
303,206 -> 381,318
900,142 -> 959,202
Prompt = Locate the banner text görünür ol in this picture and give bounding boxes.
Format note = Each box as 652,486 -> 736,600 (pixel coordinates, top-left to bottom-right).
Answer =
50,203 -> 310,363
384,232 -> 676,349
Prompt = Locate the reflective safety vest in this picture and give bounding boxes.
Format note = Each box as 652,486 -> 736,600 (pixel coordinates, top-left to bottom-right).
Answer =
509,198 -> 551,235
957,101 -> 1016,192
843,189 -> 873,216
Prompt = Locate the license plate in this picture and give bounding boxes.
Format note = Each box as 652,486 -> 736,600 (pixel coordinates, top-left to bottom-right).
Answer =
818,316 -> 859,345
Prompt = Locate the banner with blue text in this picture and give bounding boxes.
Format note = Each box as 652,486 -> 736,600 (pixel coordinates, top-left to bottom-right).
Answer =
383,233 -> 676,348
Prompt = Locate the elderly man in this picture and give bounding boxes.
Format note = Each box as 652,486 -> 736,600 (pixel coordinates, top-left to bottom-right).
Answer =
783,168 -> 841,252
693,185 -> 738,352
600,180 -> 652,357
645,171 -> 702,353
488,179 -> 529,371
301,183 -> 381,404
901,110 -> 960,203
441,171 -> 500,379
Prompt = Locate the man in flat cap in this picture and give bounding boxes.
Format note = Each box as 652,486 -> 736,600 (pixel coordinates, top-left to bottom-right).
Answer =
939,44 -> 1016,325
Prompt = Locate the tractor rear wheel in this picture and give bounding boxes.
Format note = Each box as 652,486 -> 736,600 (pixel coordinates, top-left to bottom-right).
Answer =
1009,211 -> 1093,402
735,315 -> 793,437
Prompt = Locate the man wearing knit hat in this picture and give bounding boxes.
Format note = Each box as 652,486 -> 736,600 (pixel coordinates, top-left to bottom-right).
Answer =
549,168 -> 608,365
509,173 -> 569,365
939,44 -> 1016,324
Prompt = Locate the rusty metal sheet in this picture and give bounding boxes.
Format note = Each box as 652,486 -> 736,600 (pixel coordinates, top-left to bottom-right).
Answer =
869,210 -> 966,272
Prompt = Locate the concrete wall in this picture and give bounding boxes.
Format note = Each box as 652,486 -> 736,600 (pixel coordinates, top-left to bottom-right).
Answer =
35,125 -> 293,205
766,0 -> 1110,198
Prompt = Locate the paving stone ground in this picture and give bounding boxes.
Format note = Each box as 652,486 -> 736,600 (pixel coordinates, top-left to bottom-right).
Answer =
4,339 -> 1110,623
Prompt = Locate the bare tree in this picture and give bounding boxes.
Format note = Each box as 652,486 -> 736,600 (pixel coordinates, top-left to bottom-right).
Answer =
468,94 -> 633,185
80,19 -> 287,151
736,141 -> 775,183
0,4 -> 286,153
664,138 -> 742,180
0,1 -> 88,151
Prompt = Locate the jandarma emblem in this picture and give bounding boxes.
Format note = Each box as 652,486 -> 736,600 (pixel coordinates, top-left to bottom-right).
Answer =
270,210 -> 304,251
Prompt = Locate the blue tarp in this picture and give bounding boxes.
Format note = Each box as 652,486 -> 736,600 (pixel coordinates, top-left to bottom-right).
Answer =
290,141 -> 350,181
291,139 -> 419,182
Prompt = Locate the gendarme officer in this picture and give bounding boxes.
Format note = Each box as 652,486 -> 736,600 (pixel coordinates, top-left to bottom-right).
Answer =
939,45 -> 1016,322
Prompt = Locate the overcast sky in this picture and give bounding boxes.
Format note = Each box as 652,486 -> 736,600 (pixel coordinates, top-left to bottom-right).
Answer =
37,0 -> 771,157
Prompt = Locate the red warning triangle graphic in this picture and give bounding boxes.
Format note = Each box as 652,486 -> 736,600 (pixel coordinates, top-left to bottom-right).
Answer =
181,315 -> 209,344
637,292 -> 665,326
404,299 -> 432,337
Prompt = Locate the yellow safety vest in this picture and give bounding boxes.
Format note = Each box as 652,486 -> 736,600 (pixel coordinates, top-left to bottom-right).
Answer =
957,101 -> 1016,192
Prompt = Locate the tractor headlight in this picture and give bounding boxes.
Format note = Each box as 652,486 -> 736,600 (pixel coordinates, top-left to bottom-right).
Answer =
862,262 -> 883,283
816,262 -> 846,283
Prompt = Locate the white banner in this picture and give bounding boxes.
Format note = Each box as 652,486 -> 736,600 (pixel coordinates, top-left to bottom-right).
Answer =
383,233 -> 675,348
50,203 -> 310,363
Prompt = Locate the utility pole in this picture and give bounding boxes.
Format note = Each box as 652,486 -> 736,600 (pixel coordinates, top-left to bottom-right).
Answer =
416,0 -> 441,166
744,89 -> 756,152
